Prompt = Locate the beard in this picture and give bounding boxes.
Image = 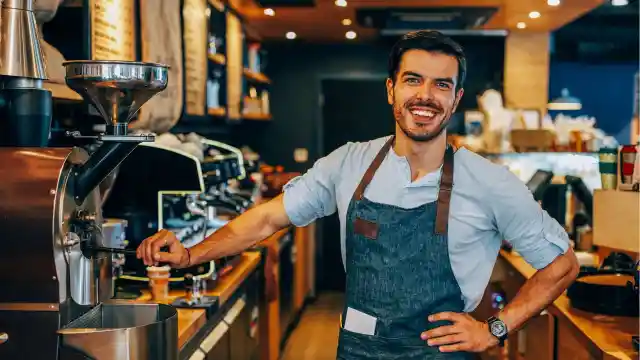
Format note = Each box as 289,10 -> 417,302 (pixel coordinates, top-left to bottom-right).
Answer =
392,95 -> 455,142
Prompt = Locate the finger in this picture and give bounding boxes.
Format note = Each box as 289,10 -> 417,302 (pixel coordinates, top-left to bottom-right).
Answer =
422,325 -> 459,340
429,312 -> 461,323
168,235 -> 183,253
154,251 -> 182,266
426,334 -> 463,346
138,233 -> 158,262
144,231 -> 164,265
151,231 -> 174,257
439,343 -> 468,353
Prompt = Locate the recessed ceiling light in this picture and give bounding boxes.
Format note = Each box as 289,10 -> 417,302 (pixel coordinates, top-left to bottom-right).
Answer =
529,11 -> 541,19
286,31 -> 296,40
611,0 -> 628,5
547,0 -> 560,6
264,8 -> 275,16
345,30 -> 357,40
342,18 -> 352,26
517,22 -> 526,29
335,0 -> 347,7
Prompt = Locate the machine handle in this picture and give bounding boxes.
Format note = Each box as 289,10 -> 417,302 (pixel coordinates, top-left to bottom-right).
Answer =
86,246 -> 171,267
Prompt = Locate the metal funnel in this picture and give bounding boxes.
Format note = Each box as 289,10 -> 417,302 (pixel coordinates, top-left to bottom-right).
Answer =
0,0 -> 48,79
63,60 -> 169,133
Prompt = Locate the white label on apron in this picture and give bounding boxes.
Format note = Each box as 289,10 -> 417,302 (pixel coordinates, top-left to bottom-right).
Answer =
344,307 -> 377,336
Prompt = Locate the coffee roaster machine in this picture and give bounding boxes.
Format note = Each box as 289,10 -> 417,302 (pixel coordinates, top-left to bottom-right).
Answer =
0,1 -> 178,359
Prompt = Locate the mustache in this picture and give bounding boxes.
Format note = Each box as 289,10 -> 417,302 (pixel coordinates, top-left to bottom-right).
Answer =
403,99 -> 443,112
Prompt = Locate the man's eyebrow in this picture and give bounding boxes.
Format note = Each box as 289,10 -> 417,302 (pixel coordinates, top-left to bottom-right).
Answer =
400,71 -> 423,78
434,77 -> 454,85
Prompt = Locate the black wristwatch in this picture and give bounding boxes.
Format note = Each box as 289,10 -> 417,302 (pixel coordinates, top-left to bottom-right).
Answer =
487,316 -> 508,347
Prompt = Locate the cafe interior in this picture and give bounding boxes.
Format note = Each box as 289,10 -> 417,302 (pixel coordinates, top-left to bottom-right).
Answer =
0,0 -> 638,359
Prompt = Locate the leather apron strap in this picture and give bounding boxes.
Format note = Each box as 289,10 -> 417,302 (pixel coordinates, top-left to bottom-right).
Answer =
351,135 -> 455,235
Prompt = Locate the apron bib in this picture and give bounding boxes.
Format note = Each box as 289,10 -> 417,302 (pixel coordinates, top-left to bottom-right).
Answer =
336,136 -> 472,360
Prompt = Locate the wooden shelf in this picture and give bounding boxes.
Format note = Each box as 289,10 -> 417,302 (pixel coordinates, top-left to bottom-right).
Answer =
208,107 -> 226,117
243,68 -> 270,84
43,81 -> 82,101
243,112 -> 272,121
208,53 -> 226,65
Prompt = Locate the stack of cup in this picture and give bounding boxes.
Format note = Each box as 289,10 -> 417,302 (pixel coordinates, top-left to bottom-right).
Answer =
147,265 -> 171,302
598,147 -> 618,190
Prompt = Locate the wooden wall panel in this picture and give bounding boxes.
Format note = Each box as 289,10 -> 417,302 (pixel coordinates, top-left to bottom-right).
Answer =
504,32 -> 550,115
226,12 -> 243,120
183,0 -> 208,116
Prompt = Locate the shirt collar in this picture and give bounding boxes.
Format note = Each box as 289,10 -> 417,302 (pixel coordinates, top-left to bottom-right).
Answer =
388,146 -> 442,188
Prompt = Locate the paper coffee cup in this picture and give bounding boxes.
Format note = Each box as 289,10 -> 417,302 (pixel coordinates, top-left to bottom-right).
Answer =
147,266 -> 171,301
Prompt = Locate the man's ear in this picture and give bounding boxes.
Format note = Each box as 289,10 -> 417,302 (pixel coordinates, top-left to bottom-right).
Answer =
452,88 -> 464,112
386,78 -> 394,105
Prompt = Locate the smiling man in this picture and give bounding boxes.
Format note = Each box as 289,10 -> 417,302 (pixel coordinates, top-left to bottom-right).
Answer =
138,30 -> 580,359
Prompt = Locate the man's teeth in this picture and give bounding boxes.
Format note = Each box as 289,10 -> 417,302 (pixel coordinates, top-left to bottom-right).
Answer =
411,109 -> 435,117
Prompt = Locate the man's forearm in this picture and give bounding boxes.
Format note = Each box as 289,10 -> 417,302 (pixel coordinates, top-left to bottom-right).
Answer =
188,198 -> 290,264
497,249 -> 580,333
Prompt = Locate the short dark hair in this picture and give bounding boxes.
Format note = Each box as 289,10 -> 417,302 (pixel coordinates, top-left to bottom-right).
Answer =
388,30 -> 467,91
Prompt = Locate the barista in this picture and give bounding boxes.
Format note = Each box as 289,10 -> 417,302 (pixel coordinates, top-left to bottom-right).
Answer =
138,31 -> 579,359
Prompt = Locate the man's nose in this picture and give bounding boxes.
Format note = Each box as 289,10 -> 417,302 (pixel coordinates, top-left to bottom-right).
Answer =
416,83 -> 434,100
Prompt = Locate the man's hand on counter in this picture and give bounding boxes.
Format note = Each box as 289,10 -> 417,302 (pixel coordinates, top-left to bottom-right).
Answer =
137,229 -> 190,268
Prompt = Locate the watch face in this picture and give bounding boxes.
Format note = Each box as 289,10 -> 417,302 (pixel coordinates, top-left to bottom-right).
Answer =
490,320 -> 507,337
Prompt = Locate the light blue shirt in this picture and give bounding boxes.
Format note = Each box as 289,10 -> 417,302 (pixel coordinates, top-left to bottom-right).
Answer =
283,135 -> 570,312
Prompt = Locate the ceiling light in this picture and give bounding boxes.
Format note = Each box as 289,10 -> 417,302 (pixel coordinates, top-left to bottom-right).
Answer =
529,11 -> 541,19
286,31 -> 296,40
345,30 -> 357,40
611,0 -> 628,5
517,22 -> 526,29
342,18 -> 352,26
335,0 -> 347,7
547,0 -> 560,6
264,8 -> 275,16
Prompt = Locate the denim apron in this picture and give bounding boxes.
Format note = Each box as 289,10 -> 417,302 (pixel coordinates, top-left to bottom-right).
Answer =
336,136 -> 472,360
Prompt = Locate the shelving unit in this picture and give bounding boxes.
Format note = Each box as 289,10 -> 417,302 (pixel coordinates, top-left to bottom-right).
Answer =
177,0 -> 273,133
243,68 -> 270,84
209,53 -> 226,65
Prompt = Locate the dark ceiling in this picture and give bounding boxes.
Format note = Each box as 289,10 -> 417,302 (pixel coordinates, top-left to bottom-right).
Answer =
552,0 -> 639,62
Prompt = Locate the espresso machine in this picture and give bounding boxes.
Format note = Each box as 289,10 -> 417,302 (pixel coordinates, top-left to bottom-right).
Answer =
103,137 -> 253,292
0,1 -> 177,359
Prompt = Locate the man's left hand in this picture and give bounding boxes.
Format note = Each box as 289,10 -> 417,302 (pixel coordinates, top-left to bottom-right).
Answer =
421,312 -> 499,353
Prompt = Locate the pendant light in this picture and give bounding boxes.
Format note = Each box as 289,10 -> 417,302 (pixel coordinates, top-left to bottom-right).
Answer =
548,88 -> 582,111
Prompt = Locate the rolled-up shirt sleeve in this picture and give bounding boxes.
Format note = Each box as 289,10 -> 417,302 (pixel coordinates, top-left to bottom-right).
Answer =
489,166 -> 570,269
282,144 -> 350,227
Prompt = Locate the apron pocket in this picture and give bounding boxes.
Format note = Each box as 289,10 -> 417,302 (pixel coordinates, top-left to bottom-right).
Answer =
337,328 -> 474,360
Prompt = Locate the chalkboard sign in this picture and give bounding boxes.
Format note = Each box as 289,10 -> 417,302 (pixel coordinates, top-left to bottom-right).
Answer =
89,0 -> 136,61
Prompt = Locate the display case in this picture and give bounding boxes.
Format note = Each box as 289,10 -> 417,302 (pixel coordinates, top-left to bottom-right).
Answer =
484,152 -> 601,192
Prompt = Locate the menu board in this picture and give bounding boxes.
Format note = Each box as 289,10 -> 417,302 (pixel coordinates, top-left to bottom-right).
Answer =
90,0 -> 136,61
183,0 -> 208,116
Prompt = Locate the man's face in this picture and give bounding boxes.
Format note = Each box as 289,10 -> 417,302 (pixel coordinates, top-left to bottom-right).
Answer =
386,49 -> 464,142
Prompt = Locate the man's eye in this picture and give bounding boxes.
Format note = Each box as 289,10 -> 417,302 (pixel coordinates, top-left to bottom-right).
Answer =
437,82 -> 451,89
406,78 -> 420,85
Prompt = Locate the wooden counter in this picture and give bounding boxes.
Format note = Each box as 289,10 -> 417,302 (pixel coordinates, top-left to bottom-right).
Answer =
133,251 -> 261,349
499,250 -> 639,360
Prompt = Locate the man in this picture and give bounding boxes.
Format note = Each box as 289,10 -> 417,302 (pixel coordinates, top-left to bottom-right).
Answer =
138,30 -> 579,359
